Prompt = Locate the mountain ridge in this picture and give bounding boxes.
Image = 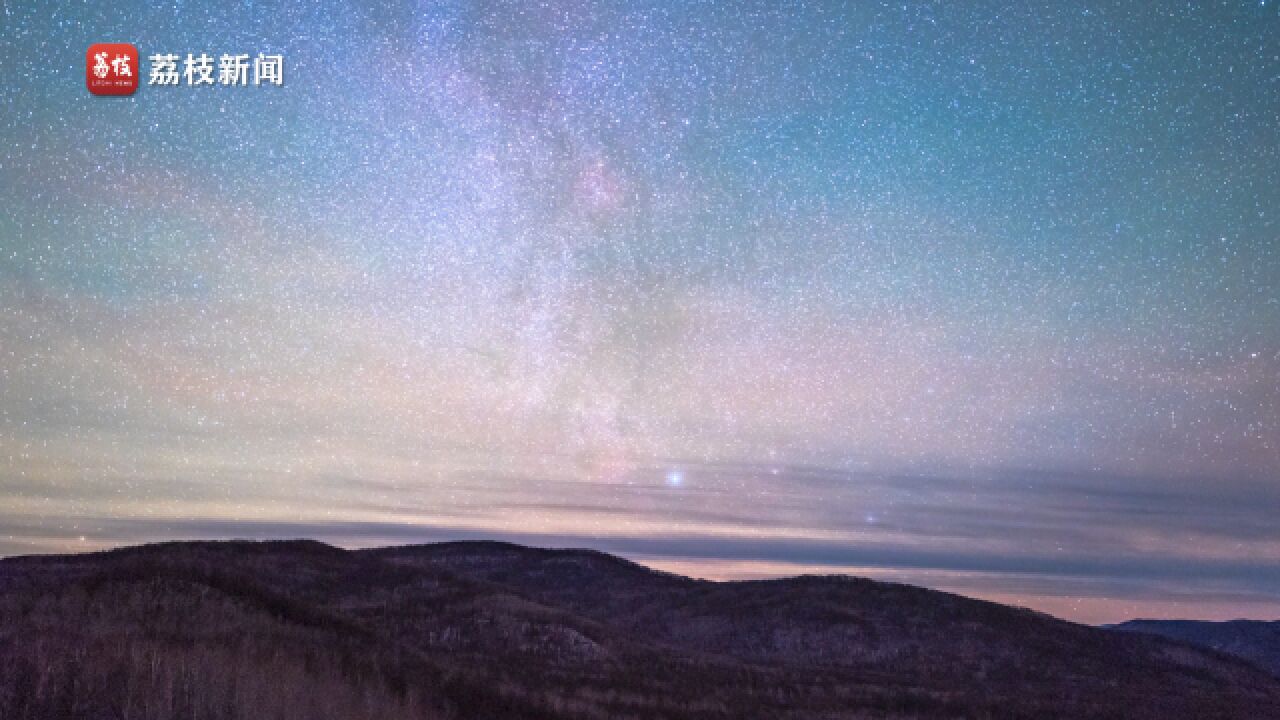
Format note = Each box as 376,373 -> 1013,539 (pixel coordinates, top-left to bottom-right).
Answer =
1113,618 -> 1280,677
2,539 -> 1278,719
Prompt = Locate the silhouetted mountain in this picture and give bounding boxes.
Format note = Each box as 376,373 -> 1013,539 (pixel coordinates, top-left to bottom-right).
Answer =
2,540 -> 1279,719
1113,619 -> 1280,677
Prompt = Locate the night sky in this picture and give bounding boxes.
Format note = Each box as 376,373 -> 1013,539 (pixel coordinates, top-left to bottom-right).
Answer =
2,1 -> 1278,624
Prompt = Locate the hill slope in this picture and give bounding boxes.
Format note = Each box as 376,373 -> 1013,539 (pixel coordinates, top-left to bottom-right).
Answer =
1114,619 -> 1280,677
2,540 -> 1278,719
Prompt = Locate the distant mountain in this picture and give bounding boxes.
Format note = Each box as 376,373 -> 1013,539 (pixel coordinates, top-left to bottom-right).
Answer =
2,540 -> 1279,719
1113,619 -> 1280,676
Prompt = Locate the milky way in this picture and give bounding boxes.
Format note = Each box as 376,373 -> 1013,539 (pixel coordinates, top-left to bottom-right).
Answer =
1,1 -> 1278,623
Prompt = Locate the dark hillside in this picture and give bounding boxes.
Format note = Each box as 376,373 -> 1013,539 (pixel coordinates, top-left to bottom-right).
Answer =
2,540 -> 1278,719
1114,619 -> 1280,677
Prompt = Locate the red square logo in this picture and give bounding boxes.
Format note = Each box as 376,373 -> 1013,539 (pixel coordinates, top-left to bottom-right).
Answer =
87,43 -> 139,95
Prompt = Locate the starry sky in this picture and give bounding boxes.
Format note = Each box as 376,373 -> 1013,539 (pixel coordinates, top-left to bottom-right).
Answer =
2,1 -> 1278,624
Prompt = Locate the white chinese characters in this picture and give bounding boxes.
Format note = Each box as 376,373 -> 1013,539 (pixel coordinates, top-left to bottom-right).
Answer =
148,54 -> 179,85
219,54 -> 249,86
184,53 -> 215,86
254,55 -> 284,86
112,54 -> 132,77
94,52 -> 132,79
147,53 -> 284,87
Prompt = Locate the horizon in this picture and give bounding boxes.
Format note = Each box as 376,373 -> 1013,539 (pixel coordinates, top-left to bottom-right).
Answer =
6,532 -> 1277,626
3,1 -> 1278,628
